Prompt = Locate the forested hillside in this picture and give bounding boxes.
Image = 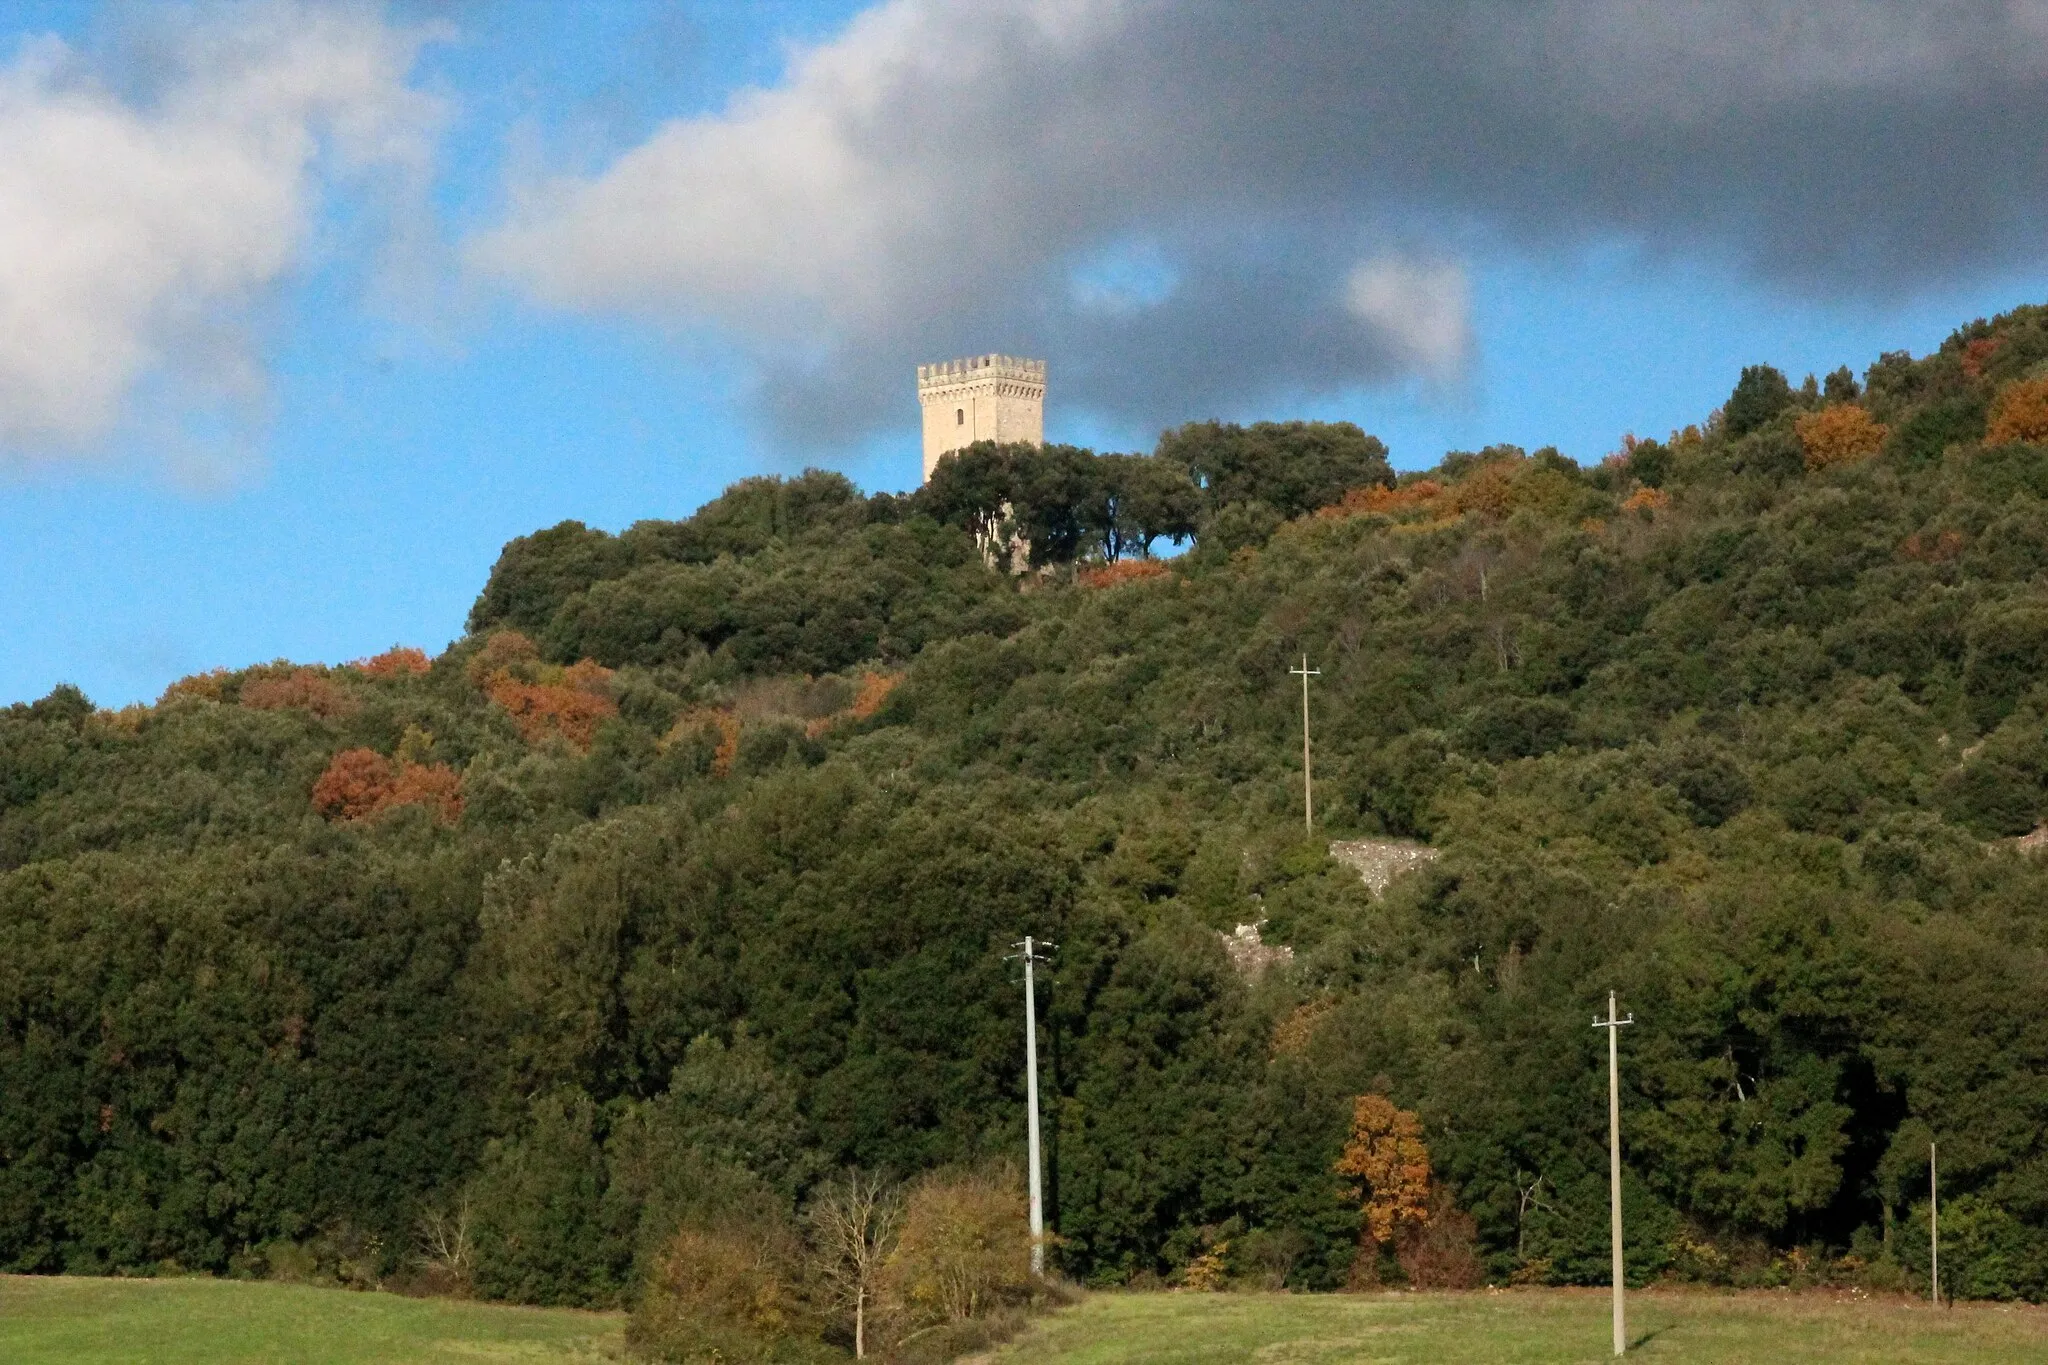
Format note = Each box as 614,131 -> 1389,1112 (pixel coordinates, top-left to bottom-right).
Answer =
9,304 -> 2048,1316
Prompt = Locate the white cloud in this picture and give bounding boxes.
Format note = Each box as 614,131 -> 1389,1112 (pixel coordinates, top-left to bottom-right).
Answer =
471,0 -> 2048,445
1345,258 -> 1469,381
0,2 -> 442,470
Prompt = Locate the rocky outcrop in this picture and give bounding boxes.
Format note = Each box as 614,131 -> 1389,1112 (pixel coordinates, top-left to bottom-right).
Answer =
1328,838 -> 1440,895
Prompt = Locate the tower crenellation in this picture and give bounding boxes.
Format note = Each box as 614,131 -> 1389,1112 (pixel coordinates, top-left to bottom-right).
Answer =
917,353 -> 1045,481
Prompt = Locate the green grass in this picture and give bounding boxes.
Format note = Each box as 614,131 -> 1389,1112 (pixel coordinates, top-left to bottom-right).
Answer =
984,1288 -> 2048,1364
0,1275 -> 625,1364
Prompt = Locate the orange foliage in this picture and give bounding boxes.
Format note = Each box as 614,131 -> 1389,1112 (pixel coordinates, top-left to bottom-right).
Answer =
713,715 -> 740,776
1075,558 -> 1169,589
1620,486 -> 1670,514
1333,1094 -> 1432,1246
1445,461 -> 1518,519
1900,529 -> 1965,563
355,647 -> 431,677
311,747 -> 462,824
667,708 -> 743,777
485,671 -> 618,750
1316,480 -> 1443,521
1796,403 -> 1888,470
1987,377 -> 2048,445
802,670 -> 904,739
241,668 -> 356,718
847,670 -> 902,721
312,749 -> 394,821
466,629 -> 542,685
387,761 -> 464,823
1961,336 -> 2001,379
471,640 -> 617,751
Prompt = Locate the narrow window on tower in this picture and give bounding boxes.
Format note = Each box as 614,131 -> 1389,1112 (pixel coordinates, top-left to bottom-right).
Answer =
956,408 -> 965,425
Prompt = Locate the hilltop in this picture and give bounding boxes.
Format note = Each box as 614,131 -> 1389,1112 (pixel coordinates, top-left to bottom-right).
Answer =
7,303 -> 2048,1324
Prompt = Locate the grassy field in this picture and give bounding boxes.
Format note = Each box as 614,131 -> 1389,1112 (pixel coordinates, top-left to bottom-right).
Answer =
5,1277 -> 2046,1363
985,1288 -> 2048,1364
0,1275 -> 625,1364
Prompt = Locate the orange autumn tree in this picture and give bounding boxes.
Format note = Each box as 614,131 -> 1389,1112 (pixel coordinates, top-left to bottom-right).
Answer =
1987,376 -> 2048,445
1315,479 -> 1445,522
355,646 -> 432,678
311,748 -> 463,825
1075,559 -> 1169,589
467,630 -> 619,750
1333,1094 -> 1432,1247
241,667 -> 355,718
1795,403 -> 1887,470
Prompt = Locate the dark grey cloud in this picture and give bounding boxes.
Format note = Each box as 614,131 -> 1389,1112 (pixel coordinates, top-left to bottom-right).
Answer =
472,1 -> 2048,446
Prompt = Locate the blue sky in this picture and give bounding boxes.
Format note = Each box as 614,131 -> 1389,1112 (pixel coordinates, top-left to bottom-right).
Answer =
3,1 -> 2046,708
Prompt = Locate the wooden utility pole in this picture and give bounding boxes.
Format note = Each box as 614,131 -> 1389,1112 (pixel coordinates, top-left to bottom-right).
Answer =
1291,654 -> 1320,834
1593,992 -> 1635,1356
1009,937 -> 1054,1277
1930,1141 -> 1940,1306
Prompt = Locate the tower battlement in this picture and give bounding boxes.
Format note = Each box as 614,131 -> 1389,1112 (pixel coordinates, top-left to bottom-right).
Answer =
916,353 -> 1045,482
917,355 -> 1046,388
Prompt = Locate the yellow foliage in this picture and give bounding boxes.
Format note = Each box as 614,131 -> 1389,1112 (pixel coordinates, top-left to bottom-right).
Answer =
1333,1094 -> 1432,1246
881,1166 -> 1032,1327
1987,377 -> 2048,445
465,629 -> 541,686
1796,404 -> 1888,470
1181,1239 -> 1230,1292
1620,486 -> 1669,515
159,668 -> 230,705
1270,997 -> 1335,1057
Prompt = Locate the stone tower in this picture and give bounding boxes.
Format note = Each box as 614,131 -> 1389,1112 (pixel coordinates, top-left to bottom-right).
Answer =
916,354 -> 1045,481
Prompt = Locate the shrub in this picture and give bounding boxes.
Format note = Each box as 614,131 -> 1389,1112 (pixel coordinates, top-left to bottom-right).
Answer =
1795,404 -> 1887,470
629,1220 -> 829,1365
879,1166 -> 1033,1334
1397,1190 -> 1484,1289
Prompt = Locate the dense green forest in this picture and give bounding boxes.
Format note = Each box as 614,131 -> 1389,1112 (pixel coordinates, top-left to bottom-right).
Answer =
9,303 -> 2048,1323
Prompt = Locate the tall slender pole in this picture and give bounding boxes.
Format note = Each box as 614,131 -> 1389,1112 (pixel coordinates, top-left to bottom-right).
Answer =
1930,1141 -> 1939,1306
1290,655 -> 1320,834
1593,992 -> 1635,1356
1020,937 -> 1047,1277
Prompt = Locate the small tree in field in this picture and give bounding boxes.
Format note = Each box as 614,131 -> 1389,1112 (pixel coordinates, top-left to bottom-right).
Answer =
880,1165 -> 1032,1331
807,1170 -> 902,1359
1334,1095 -> 1432,1253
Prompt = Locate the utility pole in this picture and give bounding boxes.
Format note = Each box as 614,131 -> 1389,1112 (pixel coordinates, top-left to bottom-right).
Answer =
1291,654 -> 1320,834
1008,936 -> 1055,1277
1930,1141 -> 1939,1306
1593,991 -> 1635,1356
